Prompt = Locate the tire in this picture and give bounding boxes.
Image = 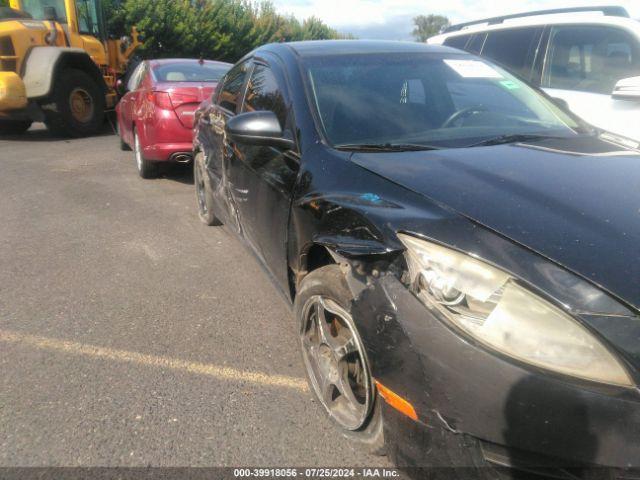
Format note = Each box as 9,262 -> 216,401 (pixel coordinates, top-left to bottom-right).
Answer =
294,265 -> 386,455
117,120 -> 131,151
133,128 -> 158,179
194,151 -> 222,226
0,120 -> 31,135
43,68 -> 105,137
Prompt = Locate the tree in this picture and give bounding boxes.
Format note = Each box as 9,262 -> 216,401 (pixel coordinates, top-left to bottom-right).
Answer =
412,14 -> 450,42
102,0 -> 346,63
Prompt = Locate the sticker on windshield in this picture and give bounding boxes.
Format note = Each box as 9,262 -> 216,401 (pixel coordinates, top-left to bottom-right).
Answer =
444,59 -> 503,79
499,80 -> 520,90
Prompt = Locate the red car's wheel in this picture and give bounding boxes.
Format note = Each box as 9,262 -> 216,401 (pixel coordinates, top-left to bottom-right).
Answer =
134,128 -> 159,179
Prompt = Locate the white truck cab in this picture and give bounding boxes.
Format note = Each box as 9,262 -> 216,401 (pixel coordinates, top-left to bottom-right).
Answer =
429,6 -> 640,143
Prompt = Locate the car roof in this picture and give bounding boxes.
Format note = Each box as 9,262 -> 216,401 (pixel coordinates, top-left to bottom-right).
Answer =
265,40 -> 458,58
429,13 -> 640,44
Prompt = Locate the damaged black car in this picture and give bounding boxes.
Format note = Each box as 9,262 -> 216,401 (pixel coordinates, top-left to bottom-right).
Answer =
193,40 -> 640,478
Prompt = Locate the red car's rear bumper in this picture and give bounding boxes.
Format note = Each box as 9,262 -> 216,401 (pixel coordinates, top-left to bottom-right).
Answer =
139,108 -> 195,162
142,142 -> 193,162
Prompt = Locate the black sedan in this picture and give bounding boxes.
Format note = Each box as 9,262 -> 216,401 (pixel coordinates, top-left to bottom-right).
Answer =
193,40 -> 640,478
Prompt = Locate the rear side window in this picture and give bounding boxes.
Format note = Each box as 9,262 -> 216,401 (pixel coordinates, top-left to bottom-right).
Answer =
483,27 -> 541,79
544,26 -> 640,95
217,61 -> 251,114
243,64 -> 288,128
466,34 -> 486,54
444,35 -> 470,50
127,63 -> 146,91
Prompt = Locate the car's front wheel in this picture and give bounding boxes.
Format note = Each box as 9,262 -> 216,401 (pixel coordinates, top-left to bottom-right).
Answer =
294,265 -> 385,455
194,151 -> 222,226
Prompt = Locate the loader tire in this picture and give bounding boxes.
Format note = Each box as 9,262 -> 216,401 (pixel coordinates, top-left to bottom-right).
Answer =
43,69 -> 105,138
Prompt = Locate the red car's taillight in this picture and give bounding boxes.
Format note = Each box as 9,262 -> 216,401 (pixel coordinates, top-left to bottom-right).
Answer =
148,91 -> 199,110
148,91 -> 173,110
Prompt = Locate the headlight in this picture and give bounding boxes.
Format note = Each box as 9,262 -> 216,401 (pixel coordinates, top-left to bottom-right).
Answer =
399,234 -> 633,387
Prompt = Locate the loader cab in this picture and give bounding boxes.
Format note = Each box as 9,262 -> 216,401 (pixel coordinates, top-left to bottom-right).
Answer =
9,0 -> 107,64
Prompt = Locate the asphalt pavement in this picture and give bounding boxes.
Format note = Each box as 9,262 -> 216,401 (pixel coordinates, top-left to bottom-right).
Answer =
0,124 -> 391,469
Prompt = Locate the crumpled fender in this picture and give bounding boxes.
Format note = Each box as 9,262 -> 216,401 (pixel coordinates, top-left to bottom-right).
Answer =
290,190 -> 406,277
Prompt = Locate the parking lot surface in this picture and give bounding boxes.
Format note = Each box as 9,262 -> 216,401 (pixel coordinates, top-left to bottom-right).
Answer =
0,125 -> 390,467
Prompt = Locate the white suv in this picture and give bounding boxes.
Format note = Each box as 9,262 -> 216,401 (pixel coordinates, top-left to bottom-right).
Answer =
429,6 -> 640,143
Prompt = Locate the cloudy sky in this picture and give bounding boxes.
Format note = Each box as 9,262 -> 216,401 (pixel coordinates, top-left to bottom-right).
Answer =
271,0 -> 640,40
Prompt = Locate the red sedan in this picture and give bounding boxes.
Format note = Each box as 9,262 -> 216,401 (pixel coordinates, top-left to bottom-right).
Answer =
116,59 -> 231,178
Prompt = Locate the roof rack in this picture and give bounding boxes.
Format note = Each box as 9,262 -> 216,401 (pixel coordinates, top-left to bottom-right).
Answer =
443,6 -> 630,33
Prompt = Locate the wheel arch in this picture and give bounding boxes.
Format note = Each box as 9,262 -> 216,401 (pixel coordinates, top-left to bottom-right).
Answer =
287,194 -> 405,301
22,47 -> 107,99
302,243 -> 336,273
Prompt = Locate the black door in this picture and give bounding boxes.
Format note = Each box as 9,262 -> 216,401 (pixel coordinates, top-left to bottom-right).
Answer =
227,60 -> 300,291
201,60 -> 252,231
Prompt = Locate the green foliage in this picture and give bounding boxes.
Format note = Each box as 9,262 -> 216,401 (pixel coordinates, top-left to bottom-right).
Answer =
0,0 -> 9,7
412,14 -> 450,42
103,0 -> 345,62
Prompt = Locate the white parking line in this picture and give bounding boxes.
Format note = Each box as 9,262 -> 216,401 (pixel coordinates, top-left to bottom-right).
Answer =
0,329 -> 309,392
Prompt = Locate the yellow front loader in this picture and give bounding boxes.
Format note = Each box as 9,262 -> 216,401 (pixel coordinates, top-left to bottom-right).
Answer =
0,0 -> 141,136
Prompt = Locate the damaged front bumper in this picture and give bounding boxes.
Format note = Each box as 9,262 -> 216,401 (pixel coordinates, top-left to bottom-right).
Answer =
349,271 -> 640,478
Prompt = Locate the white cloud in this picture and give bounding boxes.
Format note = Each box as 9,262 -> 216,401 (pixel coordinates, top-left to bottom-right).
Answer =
272,0 -> 640,38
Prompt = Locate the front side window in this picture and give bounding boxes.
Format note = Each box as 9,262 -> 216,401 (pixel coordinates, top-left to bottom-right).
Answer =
217,61 -> 251,114
243,64 -> 288,127
482,27 -> 541,79
305,53 -> 581,149
544,26 -> 640,94
21,0 -> 67,22
241,64 -> 296,176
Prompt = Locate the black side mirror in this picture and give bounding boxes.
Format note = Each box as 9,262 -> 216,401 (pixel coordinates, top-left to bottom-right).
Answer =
226,111 -> 294,150
43,6 -> 58,21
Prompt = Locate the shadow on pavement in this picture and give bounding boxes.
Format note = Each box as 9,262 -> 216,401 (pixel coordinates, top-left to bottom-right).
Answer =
0,122 -> 115,142
158,162 -> 194,185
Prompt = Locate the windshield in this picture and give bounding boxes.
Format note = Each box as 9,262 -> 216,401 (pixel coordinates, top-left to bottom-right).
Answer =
305,53 -> 584,149
21,0 -> 67,22
153,63 -> 230,83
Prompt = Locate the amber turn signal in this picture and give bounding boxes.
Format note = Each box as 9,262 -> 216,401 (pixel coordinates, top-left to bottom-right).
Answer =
375,380 -> 418,422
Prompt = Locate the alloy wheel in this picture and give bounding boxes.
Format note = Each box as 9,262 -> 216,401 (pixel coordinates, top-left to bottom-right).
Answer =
195,156 -> 208,215
300,295 -> 373,431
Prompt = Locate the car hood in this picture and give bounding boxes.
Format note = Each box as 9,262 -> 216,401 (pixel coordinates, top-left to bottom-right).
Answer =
350,136 -> 640,310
